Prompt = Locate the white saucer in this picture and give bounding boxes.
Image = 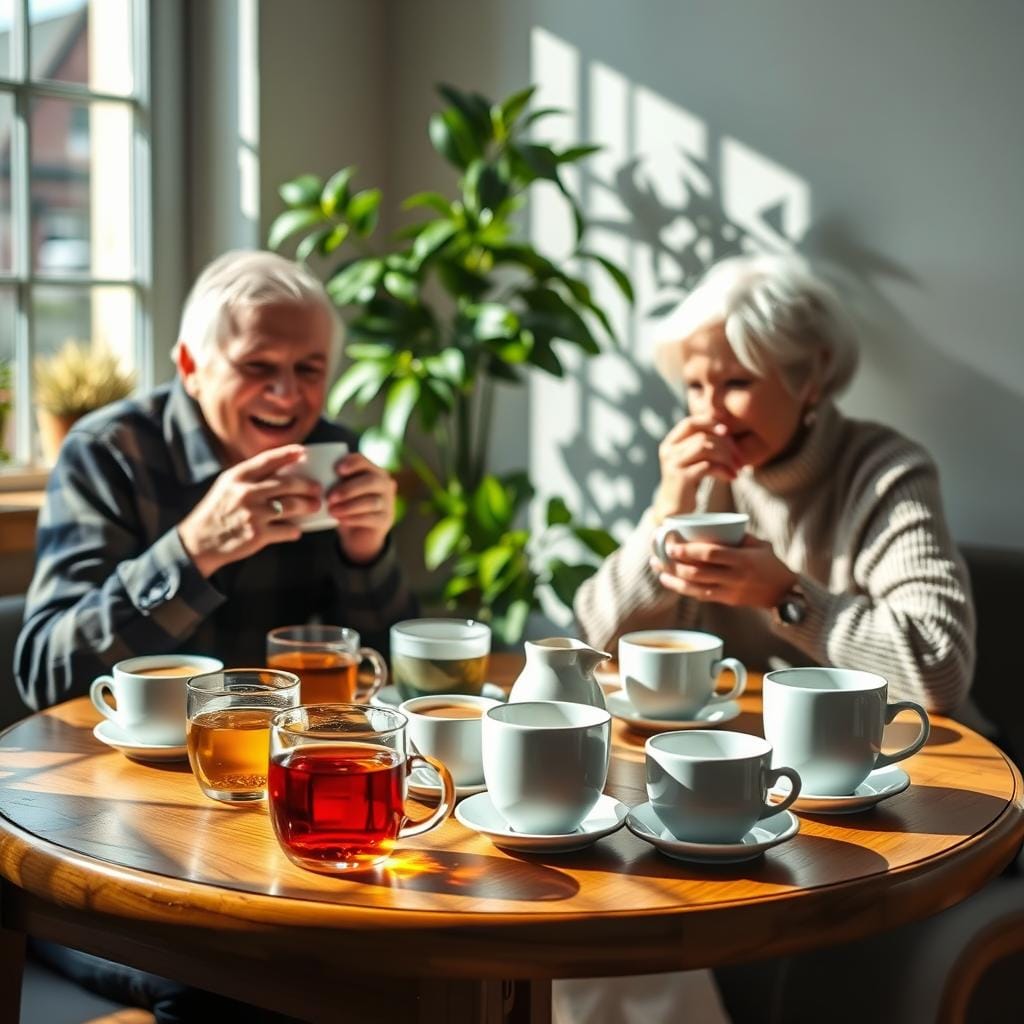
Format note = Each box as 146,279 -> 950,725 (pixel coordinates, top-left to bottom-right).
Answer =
455,792 -> 629,853
373,682 -> 507,708
93,720 -> 189,763
606,689 -> 741,734
626,802 -> 800,863
769,765 -> 911,814
408,765 -> 487,800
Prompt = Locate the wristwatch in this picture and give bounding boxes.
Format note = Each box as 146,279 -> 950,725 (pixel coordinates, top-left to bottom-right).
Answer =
774,583 -> 808,626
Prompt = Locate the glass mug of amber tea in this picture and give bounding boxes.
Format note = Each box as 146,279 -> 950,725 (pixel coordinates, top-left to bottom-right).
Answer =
266,625 -> 387,705
268,704 -> 455,873
186,669 -> 300,803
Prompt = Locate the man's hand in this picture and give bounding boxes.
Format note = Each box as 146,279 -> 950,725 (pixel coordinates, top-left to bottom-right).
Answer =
325,452 -> 397,564
178,445 -> 322,578
652,415 -> 742,524
650,535 -> 798,609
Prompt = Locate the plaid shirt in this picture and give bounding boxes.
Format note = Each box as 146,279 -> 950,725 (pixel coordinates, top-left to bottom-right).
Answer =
15,382 -> 417,710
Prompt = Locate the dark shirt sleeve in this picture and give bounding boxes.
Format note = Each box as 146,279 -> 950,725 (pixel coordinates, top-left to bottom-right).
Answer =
14,430 -> 224,710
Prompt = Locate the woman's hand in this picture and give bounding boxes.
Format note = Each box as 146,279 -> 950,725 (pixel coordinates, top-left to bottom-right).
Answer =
650,535 -> 798,609
178,445 -> 322,578
325,452 -> 397,564
652,415 -> 742,523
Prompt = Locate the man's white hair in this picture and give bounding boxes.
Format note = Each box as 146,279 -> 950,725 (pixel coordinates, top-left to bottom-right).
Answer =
651,254 -> 859,401
172,250 -> 344,371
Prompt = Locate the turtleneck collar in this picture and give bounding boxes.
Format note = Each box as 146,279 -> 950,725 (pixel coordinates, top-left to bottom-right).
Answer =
745,400 -> 844,497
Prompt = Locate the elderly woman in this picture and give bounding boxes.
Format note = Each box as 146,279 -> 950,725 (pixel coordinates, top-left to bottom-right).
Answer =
575,253 -> 975,716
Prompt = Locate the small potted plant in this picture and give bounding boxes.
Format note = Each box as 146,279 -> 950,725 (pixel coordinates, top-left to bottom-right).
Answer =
33,339 -> 135,464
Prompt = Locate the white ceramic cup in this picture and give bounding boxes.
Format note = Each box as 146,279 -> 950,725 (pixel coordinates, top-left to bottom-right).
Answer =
619,630 -> 746,719
762,667 -> 931,795
645,730 -> 802,844
482,700 -> 611,834
653,512 -> 749,562
400,693 -> 502,786
279,441 -> 350,531
90,654 -> 223,745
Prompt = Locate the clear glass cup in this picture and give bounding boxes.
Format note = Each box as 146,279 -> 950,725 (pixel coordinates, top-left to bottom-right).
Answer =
186,669 -> 300,804
268,704 -> 455,873
389,618 -> 491,701
266,625 -> 387,705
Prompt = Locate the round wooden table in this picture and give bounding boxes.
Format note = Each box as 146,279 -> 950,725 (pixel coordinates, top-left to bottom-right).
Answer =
1,656 -> 1022,1023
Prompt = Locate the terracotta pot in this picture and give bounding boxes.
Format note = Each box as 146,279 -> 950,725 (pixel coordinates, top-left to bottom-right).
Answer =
36,409 -> 81,465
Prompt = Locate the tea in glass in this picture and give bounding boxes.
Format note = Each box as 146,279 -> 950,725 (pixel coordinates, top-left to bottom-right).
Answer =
390,619 -> 491,700
266,625 -> 386,704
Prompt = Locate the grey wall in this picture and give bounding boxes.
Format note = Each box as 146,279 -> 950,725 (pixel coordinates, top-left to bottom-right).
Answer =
380,0 -> 1024,554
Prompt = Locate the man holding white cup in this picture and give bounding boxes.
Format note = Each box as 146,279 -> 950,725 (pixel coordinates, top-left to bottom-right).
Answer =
17,250 -> 417,712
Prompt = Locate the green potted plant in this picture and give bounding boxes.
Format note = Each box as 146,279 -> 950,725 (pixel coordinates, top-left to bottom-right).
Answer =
270,84 -> 629,642
33,339 -> 135,464
0,359 -> 11,465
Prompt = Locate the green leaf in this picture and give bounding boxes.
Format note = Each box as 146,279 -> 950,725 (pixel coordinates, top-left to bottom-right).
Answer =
470,303 -> 518,341
412,220 -> 458,265
498,84 -> 537,129
521,106 -> 566,129
327,259 -> 384,305
327,360 -> 391,415
382,271 -> 418,304
472,475 -> 513,535
480,544 -> 514,590
558,144 -> 603,164
514,143 -> 561,183
423,347 -> 466,386
442,575 -> 477,603
572,527 -> 619,558
403,191 -> 452,216
437,260 -> 491,299
579,250 -> 635,302
425,516 -> 466,570
501,471 -> 534,513
527,338 -> 564,377
321,167 -> 356,216
358,426 -> 401,472
491,596 -> 533,644
429,108 -> 480,168
546,496 -> 572,526
344,341 -> 394,360
278,173 -> 322,207
548,560 -> 598,610
437,83 -> 493,144
322,223 -> 351,254
267,206 -> 326,251
485,356 -> 523,384
347,188 -> 382,236
382,376 -> 420,441
295,224 -> 333,263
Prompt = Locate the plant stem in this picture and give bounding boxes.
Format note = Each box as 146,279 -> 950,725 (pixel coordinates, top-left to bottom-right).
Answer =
473,377 -> 494,485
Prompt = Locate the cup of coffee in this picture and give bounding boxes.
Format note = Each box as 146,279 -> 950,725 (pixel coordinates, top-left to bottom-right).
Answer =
266,624 -> 387,705
89,655 -> 224,745
186,669 -> 301,804
390,618 -> 491,701
762,667 -> 931,795
645,729 -> 802,844
618,630 -> 746,720
268,704 -> 455,873
278,441 -> 350,531
400,694 -> 501,787
653,512 -> 749,563
483,700 -> 611,834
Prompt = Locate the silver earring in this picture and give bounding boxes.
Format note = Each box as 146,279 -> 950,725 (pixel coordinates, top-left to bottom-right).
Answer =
803,405 -> 818,427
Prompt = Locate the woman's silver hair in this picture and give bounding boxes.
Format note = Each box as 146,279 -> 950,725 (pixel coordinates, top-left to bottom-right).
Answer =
172,250 -> 344,371
651,253 -> 859,401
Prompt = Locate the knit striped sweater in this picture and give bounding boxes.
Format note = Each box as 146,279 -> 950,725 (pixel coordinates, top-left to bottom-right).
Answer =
574,401 -> 976,716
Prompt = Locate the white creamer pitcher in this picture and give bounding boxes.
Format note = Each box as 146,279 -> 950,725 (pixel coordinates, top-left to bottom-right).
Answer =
508,638 -> 611,710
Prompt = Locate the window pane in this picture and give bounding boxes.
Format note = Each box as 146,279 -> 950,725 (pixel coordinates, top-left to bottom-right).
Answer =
0,91 -> 12,271
31,97 -> 133,278
30,0 -> 134,95
0,0 -> 14,80
0,287 -> 14,466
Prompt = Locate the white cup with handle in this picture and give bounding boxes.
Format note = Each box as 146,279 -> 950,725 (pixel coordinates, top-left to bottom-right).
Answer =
646,729 -> 802,844
762,667 -> 931,795
279,441 -> 350,531
90,654 -> 223,746
653,512 -> 749,564
619,630 -> 746,720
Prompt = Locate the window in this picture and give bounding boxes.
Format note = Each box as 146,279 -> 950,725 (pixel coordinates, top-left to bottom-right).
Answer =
0,0 -> 149,468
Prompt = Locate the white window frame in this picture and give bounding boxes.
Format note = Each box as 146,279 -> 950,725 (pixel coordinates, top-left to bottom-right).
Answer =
0,0 -> 152,469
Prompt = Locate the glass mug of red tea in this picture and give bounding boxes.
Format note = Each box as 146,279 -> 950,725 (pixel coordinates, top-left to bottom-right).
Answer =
268,704 -> 456,872
266,625 -> 387,705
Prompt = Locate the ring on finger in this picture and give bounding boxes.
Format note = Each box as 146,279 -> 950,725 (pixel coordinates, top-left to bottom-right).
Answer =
269,498 -> 284,517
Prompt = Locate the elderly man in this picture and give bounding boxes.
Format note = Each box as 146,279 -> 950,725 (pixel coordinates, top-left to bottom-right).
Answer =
14,250 -> 417,1023
16,249 -> 416,708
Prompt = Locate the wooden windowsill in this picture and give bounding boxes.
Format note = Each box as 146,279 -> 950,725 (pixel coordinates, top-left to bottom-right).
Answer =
0,468 -> 49,493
